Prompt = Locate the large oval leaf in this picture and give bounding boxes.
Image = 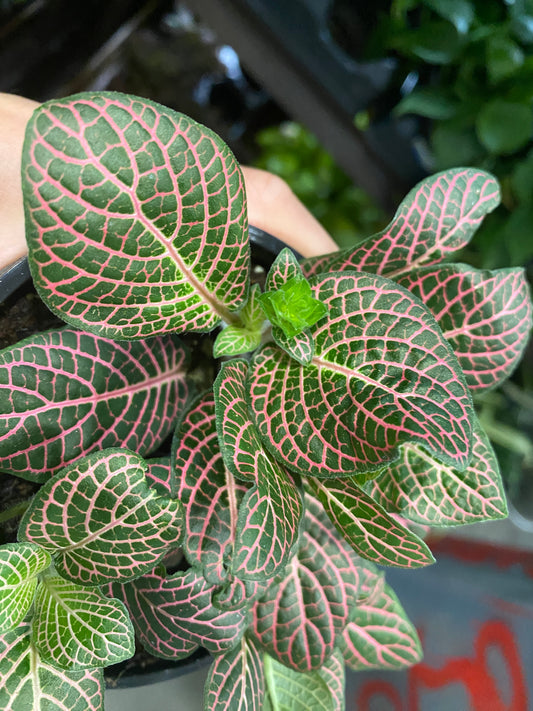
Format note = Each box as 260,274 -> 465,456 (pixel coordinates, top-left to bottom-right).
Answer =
249,272 -> 474,479
302,168 -> 500,278
367,419 -> 508,526
396,265 -> 533,391
110,566 -> 248,660
22,92 -> 249,339
0,621 -> 104,711
0,328 -> 188,482
19,449 -> 182,585
32,575 -> 134,670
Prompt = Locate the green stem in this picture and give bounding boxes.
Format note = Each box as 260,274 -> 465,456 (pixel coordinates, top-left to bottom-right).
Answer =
0,499 -> 32,524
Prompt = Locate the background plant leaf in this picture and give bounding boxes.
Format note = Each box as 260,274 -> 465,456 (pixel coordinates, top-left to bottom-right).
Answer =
19,449 -> 182,586
204,636 -> 264,711
249,272 -> 474,479
367,419 -> 508,526
32,575 -> 134,670
476,100 -> 532,155
301,169 -> 500,279
22,92 -> 249,340
339,570 -> 422,671
0,621 -> 104,711
109,566 -> 248,659
307,477 -> 435,568
0,328 -> 188,482
0,543 -> 51,633
397,265 -> 533,391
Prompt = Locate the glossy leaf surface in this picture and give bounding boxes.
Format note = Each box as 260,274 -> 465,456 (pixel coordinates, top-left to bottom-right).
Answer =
0,328 -> 188,481
308,477 -> 434,568
19,449 -> 182,585
302,169 -> 500,278
397,265 -> 533,391
204,637 -> 264,711
0,621 -> 104,711
23,92 -> 249,339
0,543 -> 51,633
340,570 -> 422,671
110,566 -> 247,659
173,391 -> 248,584
264,654 -> 332,710
367,420 -> 507,526
249,272 -> 474,478
32,576 -> 134,670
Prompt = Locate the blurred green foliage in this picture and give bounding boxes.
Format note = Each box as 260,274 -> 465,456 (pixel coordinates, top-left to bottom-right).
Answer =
370,0 -> 533,274
253,122 -> 387,249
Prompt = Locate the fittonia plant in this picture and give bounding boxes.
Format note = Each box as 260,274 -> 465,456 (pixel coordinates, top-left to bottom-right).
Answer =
0,91 -> 531,710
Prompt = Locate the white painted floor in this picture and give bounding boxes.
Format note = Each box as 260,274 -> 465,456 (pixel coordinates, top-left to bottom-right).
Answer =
105,666 -> 209,711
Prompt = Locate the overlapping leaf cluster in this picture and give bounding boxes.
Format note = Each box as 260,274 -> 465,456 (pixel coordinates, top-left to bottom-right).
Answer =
0,92 -> 531,711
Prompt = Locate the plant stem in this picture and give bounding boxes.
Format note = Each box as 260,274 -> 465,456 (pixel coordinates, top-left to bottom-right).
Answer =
0,499 -> 31,524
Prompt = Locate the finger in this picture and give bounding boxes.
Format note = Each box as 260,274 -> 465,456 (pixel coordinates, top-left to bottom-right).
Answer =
242,166 -> 338,258
0,94 -> 39,270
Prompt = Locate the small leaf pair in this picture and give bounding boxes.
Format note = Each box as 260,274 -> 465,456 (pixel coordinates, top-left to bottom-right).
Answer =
0,542 -> 134,674
173,383 -> 302,596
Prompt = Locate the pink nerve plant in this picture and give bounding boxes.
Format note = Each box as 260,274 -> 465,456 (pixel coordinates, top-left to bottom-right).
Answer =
0,92 -> 531,710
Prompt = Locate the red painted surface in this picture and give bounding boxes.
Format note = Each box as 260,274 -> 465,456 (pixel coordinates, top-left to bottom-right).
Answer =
356,620 -> 528,711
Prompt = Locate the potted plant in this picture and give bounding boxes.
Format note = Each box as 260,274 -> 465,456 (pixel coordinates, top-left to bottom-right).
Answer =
0,91 -> 531,710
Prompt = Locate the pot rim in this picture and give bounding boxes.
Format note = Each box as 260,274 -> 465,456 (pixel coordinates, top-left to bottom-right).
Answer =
0,226 -> 299,305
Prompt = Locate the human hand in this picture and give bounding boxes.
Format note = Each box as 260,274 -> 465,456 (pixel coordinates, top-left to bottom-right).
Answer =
0,94 -> 337,272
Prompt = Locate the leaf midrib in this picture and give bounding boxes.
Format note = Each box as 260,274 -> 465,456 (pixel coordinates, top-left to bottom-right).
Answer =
40,106 -> 239,326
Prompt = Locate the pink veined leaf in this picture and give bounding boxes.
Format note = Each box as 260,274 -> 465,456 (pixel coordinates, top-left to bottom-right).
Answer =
22,92 -> 249,340
109,566 -> 247,660
250,502 -> 354,673
0,620 -> 104,711
215,360 -> 303,583
204,636 -> 265,711
303,491 -> 362,608
396,264 -> 533,391
19,449 -> 183,586
307,478 -> 435,568
145,456 -> 173,496
302,168 -> 500,278
265,247 -> 303,290
367,418 -> 508,526
249,272 -> 474,479
339,571 -> 422,671
0,328 -> 188,482
173,390 -> 249,585
271,326 -> 315,365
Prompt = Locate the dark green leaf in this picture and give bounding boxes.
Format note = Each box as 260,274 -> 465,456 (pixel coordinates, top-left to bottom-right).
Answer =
476,101 -> 532,155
